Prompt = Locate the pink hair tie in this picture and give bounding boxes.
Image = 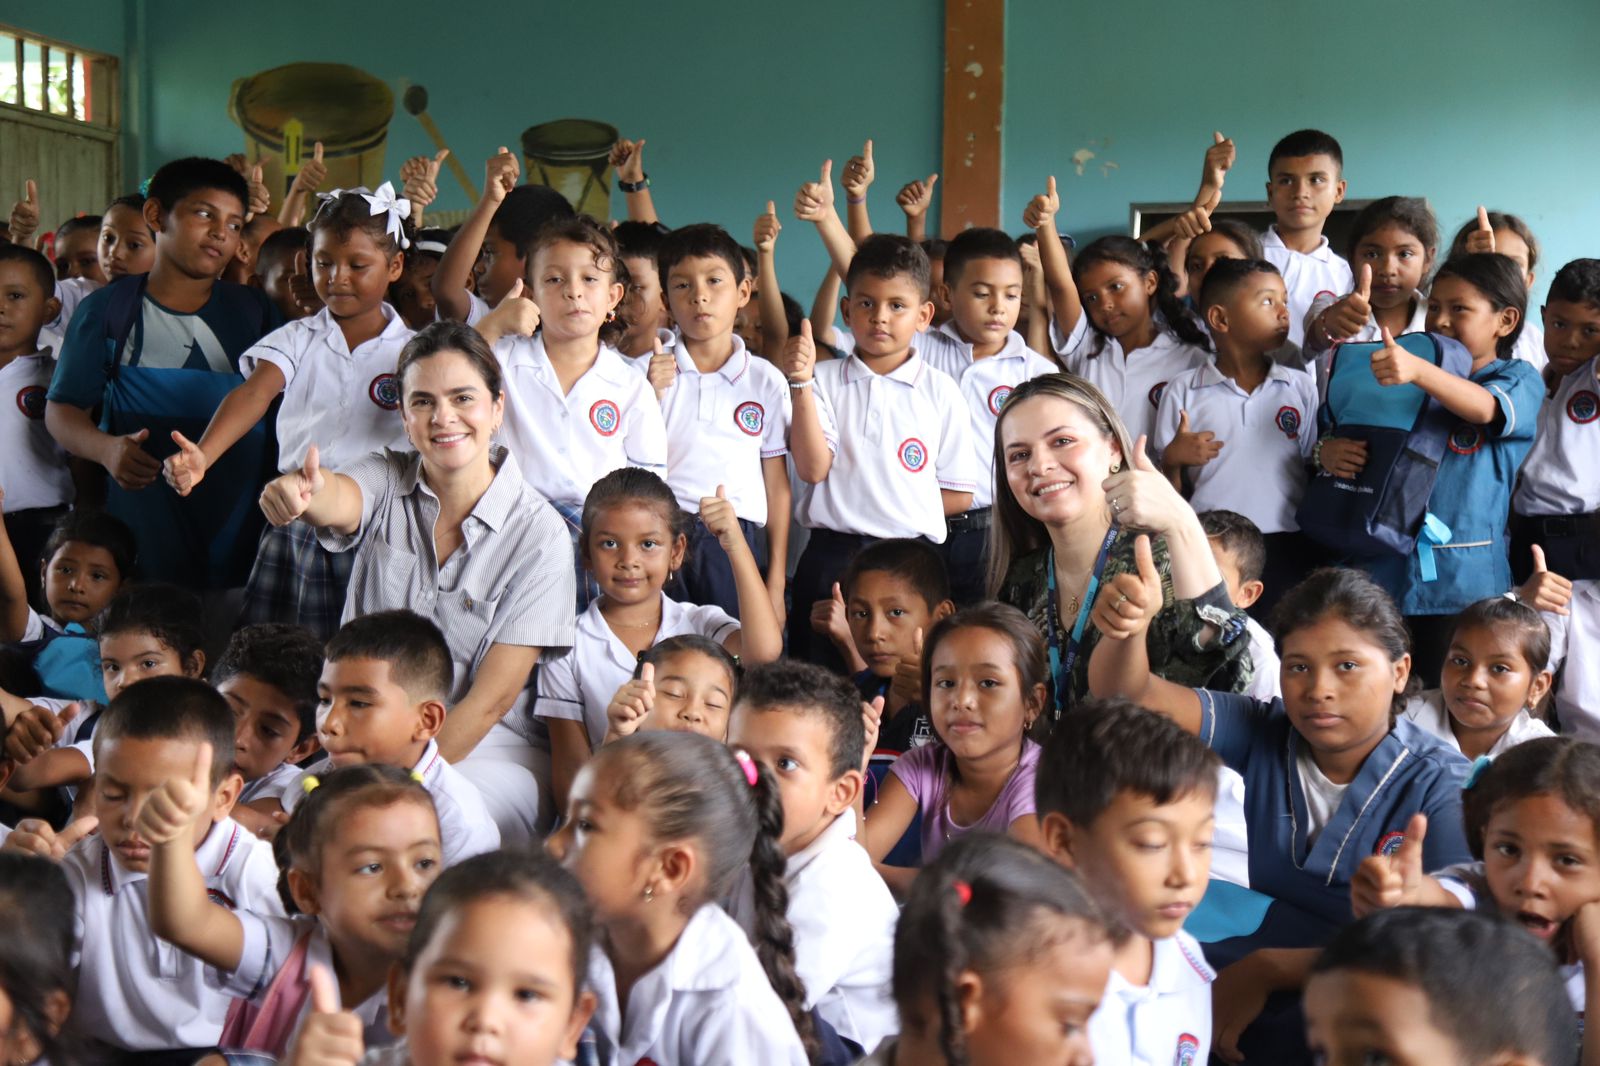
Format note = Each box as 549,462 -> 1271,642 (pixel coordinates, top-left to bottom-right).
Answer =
733,749 -> 760,788
953,879 -> 973,907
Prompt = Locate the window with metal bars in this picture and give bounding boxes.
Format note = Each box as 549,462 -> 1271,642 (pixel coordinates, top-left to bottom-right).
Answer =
0,24 -> 117,127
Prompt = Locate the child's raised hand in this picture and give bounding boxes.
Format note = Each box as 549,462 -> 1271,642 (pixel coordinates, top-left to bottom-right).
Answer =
285,965 -> 365,1066
1317,437 -> 1368,480
1018,239 -> 1042,280
647,333 -> 677,398
1091,533 -> 1162,640
782,319 -> 816,383
841,140 -> 875,200
259,445 -> 325,527
483,147 -> 520,205
104,427 -> 161,491
754,201 -> 782,253
223,154 -> 251,177
1169,203 -> 1213,242
1201,131 -> 1236,192
133,741 -> 213,846
7,180 -> 39,244
3,701 -> 78,764
1350,812 -> 1427,917
245,165 -> 271,222
1164,410 -> 1225,468
1321,265 -> 1373,341
605,663 -> 655,742
608,138 -> 647,185
475,278 -> 541,345
163,431 -> 209,497
1,814 -> 98,861
860,695 -> 884,774
291,143 -> 328,196
1570,900 -> 1600,969
399,149 -> 448,211
1517,544 -> 1574,616
1022,176 -> 1060,231
794,160 -> 835,222
1465,206 -> 1497,256
811,582 -> 852,648
287,249 -> 322,317
889,628 -> 924,712
699,485 -> 742,553
895,174 -> 938,219
1370,327 -> 1423,387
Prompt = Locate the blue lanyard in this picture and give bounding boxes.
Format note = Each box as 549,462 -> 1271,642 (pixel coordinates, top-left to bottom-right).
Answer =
1045,524 -> 1119,719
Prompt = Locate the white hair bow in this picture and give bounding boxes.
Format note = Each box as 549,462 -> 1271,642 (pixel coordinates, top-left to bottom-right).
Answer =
313,183 -> 413,249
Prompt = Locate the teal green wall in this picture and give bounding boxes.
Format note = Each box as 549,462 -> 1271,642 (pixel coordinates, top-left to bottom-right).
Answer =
1002,0 -> 1600,306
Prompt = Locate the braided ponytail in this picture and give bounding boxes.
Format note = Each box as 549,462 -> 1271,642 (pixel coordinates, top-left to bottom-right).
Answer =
932,870 -> 973,1066
1073,235 -> 1211,357
745,755 -> 820,1063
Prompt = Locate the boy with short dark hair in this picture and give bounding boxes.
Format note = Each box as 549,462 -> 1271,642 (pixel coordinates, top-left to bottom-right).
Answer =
250,225 -> 317,321
46,157 -> 283,591
281,609 -> 497,864
614,219 -> 673,361
214,622 -> 325,824
1261,129 -> 1352,348
726,659 -> 898,1057
1036,697 -> 1221,1064
51,214 -> 105,283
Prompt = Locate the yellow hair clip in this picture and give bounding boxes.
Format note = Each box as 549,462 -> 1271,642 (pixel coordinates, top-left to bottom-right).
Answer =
410,770 -> 426,784
300,774 -> 321,794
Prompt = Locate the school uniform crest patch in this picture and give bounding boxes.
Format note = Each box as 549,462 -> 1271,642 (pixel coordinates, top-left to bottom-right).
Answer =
1447,425 -> 1484,455
734,400 -> 765,436
1276,405 -> 1302,439
1175,1032 -> 1200,1066
988,384 -> 1013,415
590,399 -> 621,436
898,437 -> 928,472
367,373 -> 400,410
1376,830 -> 1407,856
1568,389 -> 1599,424
15,384 -> 46,419
1148,381 -> 1170,409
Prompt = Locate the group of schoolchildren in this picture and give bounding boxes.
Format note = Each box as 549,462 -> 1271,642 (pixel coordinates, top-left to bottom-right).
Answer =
0,117 -> 1596,1066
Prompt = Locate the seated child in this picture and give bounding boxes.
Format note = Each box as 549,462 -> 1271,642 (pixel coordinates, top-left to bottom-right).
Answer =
0,852 -> 76,1066
142,762 -> 441,1057
1259,129 -> 1353,349
602,634 -> 739,744
64,676 -> 284,1059
215,623 -> 325,827
1036,698 -> 1220,1064
282,610 -> 498,866
1402,596 -> 1554,759
1306,907 -> 1577,1066
727,660 -> 899,1058
861,603 -> 1045,896
1199,510 -> 1282,697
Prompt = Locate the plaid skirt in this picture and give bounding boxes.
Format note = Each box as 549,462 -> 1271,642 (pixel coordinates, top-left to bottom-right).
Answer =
239,522 -> 354,642
551,499 -> 601,613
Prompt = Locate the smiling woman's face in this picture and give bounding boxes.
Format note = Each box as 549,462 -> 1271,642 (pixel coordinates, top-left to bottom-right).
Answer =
999,395 -> 1119,529
401,349 -> 503,475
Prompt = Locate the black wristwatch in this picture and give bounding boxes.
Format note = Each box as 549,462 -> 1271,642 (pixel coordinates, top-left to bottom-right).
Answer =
617,174 -> 651,193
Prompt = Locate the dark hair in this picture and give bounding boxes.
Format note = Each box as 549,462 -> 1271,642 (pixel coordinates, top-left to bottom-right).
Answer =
1311,907 -> 1576,1066
528,214 -> 626,346
101,583 -> 205,668
1268,129 -> 1344,174
1035,696 -> 1219,825
1345,196 -> 1439,266
1193,219 -> 1264,262
0,853 -> 77,1066
103,193 -> 148,219
255,225 -> 309,274
325,610 -> 453,703
1270,568 -> 1416,717
845,234 -> 932,301
410,227 -> 452,258
273,763 -> 437,913
640,634 -> 739,694
894,833 -> 1110,1066
613,220 -> 670,263
1432,253 -> 1527,359
145,157 -> 249,219
920,603 -> 1048,739
580,467 -> 689,554
93,676 -> 235,788
0,242 -> 56,295
1196,256 -> 1282,313
1462,736 -> 1600,861
42,508 -> 136,580
1072,236 -> 1210,357
396,319 -> 503,399
402,848 -> 593,996
56,214 -> 102,242
942,227 -> 1022,289
1546,258 -> 1600,309
1198,509 -> 1266,586
920,237 -> 949,263
492,184 -> 576,261
213,624 -> 326,742
307,189 -> 410,259
657,223 -> 747,289
1450,596 -> 1551,674
735,659 -> 865,780
841,538 -> 951,612
1448,211 -> 1541,274
0,647 -> 42,698
739,245 -> 758,280
781,291 -> 804,339
594,732 -> 817,1058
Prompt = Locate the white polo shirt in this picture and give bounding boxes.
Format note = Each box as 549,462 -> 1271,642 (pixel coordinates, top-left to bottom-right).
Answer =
1435,862 -> 1587,1014
1545,581 -> 1600,743
586,903 -> 808,1066
658,333 -> 792,524
46,276 -> 101,339
795,351 -> 977,542
0,349 -> 73,511
494,334 -> 667,507
1513,319 -> 1548,372
619,326 -> 677,368
1513,357 -> 1600,517
1050,315 -> 1210,449
1402,689 -> 1554,757
533,593 -> 738,750
1086,930 -> 1215,1066
918,323 -> 1059,510
240,303 -> 414,472
238,760 -> 303,806
1261,227 -> 1355,349
64,818 -> 284,1052
729,810 -> 899,1051
1153,360 -> 1318,534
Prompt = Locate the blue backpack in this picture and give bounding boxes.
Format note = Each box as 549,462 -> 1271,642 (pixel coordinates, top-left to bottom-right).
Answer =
1296,332 -> 1474,576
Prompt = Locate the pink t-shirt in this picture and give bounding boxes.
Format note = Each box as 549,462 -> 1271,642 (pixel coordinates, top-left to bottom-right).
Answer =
889,739 -> 1041,864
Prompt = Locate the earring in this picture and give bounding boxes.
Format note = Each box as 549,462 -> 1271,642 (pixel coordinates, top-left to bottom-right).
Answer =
605,309 -> 617,323
1109,461 -> 1122,475
643,883 -> 654,903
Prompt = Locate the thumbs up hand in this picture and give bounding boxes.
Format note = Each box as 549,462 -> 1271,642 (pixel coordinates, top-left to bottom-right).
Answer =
811,581 -> 853,650
8,179 -> 40,245
483,147 -> 520,206
605,663 -> 657,743
3,701 -> 79,765
1023,176 -> 1060,231
475,277 -> 540,346
259,445 -> 326,527
794,160 -> 836,221
1092,534 -> 1163,640
1465,206 -> 1498,256
754,200 -> 782,253
399,148 -> 446,217
1516,544 -> 1573,615
1103,435 -> 1189,534
859,695 -> 884,774
1352,813 -> 1429,916
284,965 -> 365,1066
1201,131 -> 1236,192
133,742 -> 215,846
783,319 -> 817,384
1163,410 -> 1225,469
1370,326 -> 1422,387
896,174 -> 938,220
608,138 -> 647,185
105,427 -> 161,491
1322,264 -> 1374,342
163,431 -> 209,496
889,627 -> 925,713
699,485 -> 742,553
646,333 -> 677,399
292,142 -> 328,196
842,140 -> 876,200
245,165 -> 271,222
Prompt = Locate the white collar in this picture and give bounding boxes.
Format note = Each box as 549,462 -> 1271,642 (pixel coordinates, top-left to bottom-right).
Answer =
99,818 -> 246,894
1264,226 -> 1334,262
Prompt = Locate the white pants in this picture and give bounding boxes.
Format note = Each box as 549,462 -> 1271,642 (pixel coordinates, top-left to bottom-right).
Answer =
455,719 -> 554,844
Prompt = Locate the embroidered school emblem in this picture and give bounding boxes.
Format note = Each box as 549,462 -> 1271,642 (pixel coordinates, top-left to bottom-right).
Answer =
1448,424 -> 1484,455
589,399 -> 621,436
987,384 -> 1013,415
1275,405 -> 1302,439
1568,389 -> 1600,425
15,385 -> 46,419
898,437 -> 928,472
1147,381 -> 1169,409
367,373 -> 400,411
733,400 -> 765,436
1174,1033 -> 1200,1066
1376,830 -> 1407,857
